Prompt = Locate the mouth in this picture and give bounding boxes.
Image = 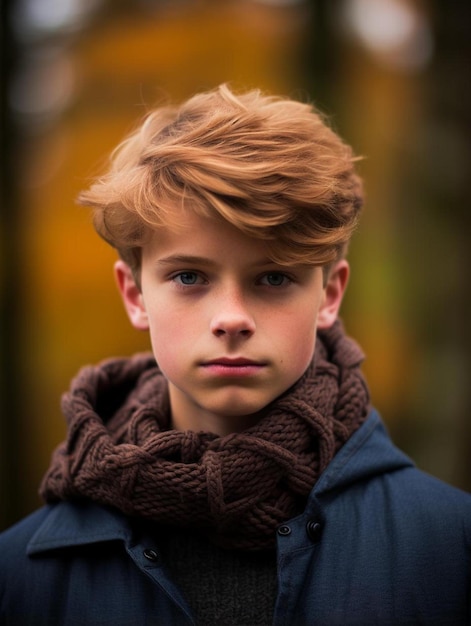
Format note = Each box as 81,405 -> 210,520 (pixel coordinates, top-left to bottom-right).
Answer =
201,357 -> 267,377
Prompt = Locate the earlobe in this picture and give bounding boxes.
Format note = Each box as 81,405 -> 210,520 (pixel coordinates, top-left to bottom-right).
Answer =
317,260 -> 349,329
114,260 -> 149,331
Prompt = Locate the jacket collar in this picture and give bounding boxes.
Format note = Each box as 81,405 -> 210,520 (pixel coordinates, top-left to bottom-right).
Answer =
27,501 -> 132,556
28,410 -> 413,555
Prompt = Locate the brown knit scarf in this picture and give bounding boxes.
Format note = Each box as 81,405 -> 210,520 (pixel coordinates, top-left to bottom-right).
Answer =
40,321 -> 369,551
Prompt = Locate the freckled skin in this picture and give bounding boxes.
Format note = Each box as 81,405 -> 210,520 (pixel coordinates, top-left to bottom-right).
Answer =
115,211 -> 348,435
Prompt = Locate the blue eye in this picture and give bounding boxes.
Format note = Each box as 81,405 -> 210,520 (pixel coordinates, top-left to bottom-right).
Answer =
260,272 -> 291,286
174,272 -> 200,285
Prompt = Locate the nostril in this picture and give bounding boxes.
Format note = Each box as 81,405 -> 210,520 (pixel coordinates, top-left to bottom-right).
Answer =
213,327 -> 253,338
210,315 -> 256,337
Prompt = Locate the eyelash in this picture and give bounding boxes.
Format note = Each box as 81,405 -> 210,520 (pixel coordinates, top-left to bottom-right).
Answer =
170,271 -> 294,289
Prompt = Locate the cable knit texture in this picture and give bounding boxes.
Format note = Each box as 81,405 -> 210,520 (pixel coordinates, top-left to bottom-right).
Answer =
40,321 -> 369,551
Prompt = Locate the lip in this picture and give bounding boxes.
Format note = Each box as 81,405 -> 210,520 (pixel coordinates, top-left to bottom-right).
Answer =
201,357 -> 267,377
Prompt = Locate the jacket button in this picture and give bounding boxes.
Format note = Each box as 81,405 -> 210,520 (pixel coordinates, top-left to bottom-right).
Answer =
306,520 -> 323,542
277,524 -> 292,536
143,548 -> 159,562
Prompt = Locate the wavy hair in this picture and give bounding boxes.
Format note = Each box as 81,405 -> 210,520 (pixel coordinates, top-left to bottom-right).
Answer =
78,84 -> 364,274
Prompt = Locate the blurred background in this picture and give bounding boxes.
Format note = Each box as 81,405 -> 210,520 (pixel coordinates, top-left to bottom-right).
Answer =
1,0 -> 470,530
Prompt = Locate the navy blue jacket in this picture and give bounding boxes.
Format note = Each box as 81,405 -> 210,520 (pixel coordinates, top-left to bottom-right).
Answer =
1,410 -> 470,625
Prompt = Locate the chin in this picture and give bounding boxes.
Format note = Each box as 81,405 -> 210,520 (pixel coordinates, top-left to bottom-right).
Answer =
206,387 -> 285,420
210,405 -> 261,419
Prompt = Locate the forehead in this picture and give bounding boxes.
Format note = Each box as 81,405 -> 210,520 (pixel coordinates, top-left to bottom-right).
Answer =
142,211 -> 271,264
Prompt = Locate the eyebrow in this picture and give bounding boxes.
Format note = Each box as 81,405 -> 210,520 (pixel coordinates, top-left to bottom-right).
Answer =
156,255 -> 217,267
155,254 -> 279,268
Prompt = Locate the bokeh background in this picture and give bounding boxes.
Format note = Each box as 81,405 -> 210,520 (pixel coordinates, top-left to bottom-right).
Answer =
1,0 -> 470,531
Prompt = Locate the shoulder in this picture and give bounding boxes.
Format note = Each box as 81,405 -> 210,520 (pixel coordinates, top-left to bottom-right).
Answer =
0,501 -> 131,583
0,507 -> 56,614
382,465 -> 471,549
0,507 -> 52,561
0,502 -> 142,625
296,414 -> 471,620
365,464 -> 471,542
393,463 -> 471,507
316,409 -> 471,541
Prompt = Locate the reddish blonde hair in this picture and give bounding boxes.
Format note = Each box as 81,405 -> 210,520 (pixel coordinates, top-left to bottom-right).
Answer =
78,84 -> 363,273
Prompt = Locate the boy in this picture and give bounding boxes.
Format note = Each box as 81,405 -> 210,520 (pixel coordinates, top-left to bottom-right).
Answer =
1,84 -> 470,625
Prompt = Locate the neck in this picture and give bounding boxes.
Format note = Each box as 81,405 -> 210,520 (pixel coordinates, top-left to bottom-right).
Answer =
170,408 -> 265,436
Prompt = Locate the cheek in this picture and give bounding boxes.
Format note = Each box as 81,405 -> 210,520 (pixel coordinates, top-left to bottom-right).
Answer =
146,306 -> 198,373
276,309 -> 319,367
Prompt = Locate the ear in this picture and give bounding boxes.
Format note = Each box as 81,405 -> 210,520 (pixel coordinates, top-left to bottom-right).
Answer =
114,260 -> 149,331
317,259 -> 350,329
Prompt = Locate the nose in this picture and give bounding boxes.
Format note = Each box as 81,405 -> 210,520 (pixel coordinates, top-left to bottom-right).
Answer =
210,288 -> 256,338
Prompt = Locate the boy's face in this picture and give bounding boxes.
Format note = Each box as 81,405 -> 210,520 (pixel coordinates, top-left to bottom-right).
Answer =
116,210 -> 348,435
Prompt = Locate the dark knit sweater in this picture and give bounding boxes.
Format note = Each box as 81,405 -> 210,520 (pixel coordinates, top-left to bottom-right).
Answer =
157,526 -> 277,625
